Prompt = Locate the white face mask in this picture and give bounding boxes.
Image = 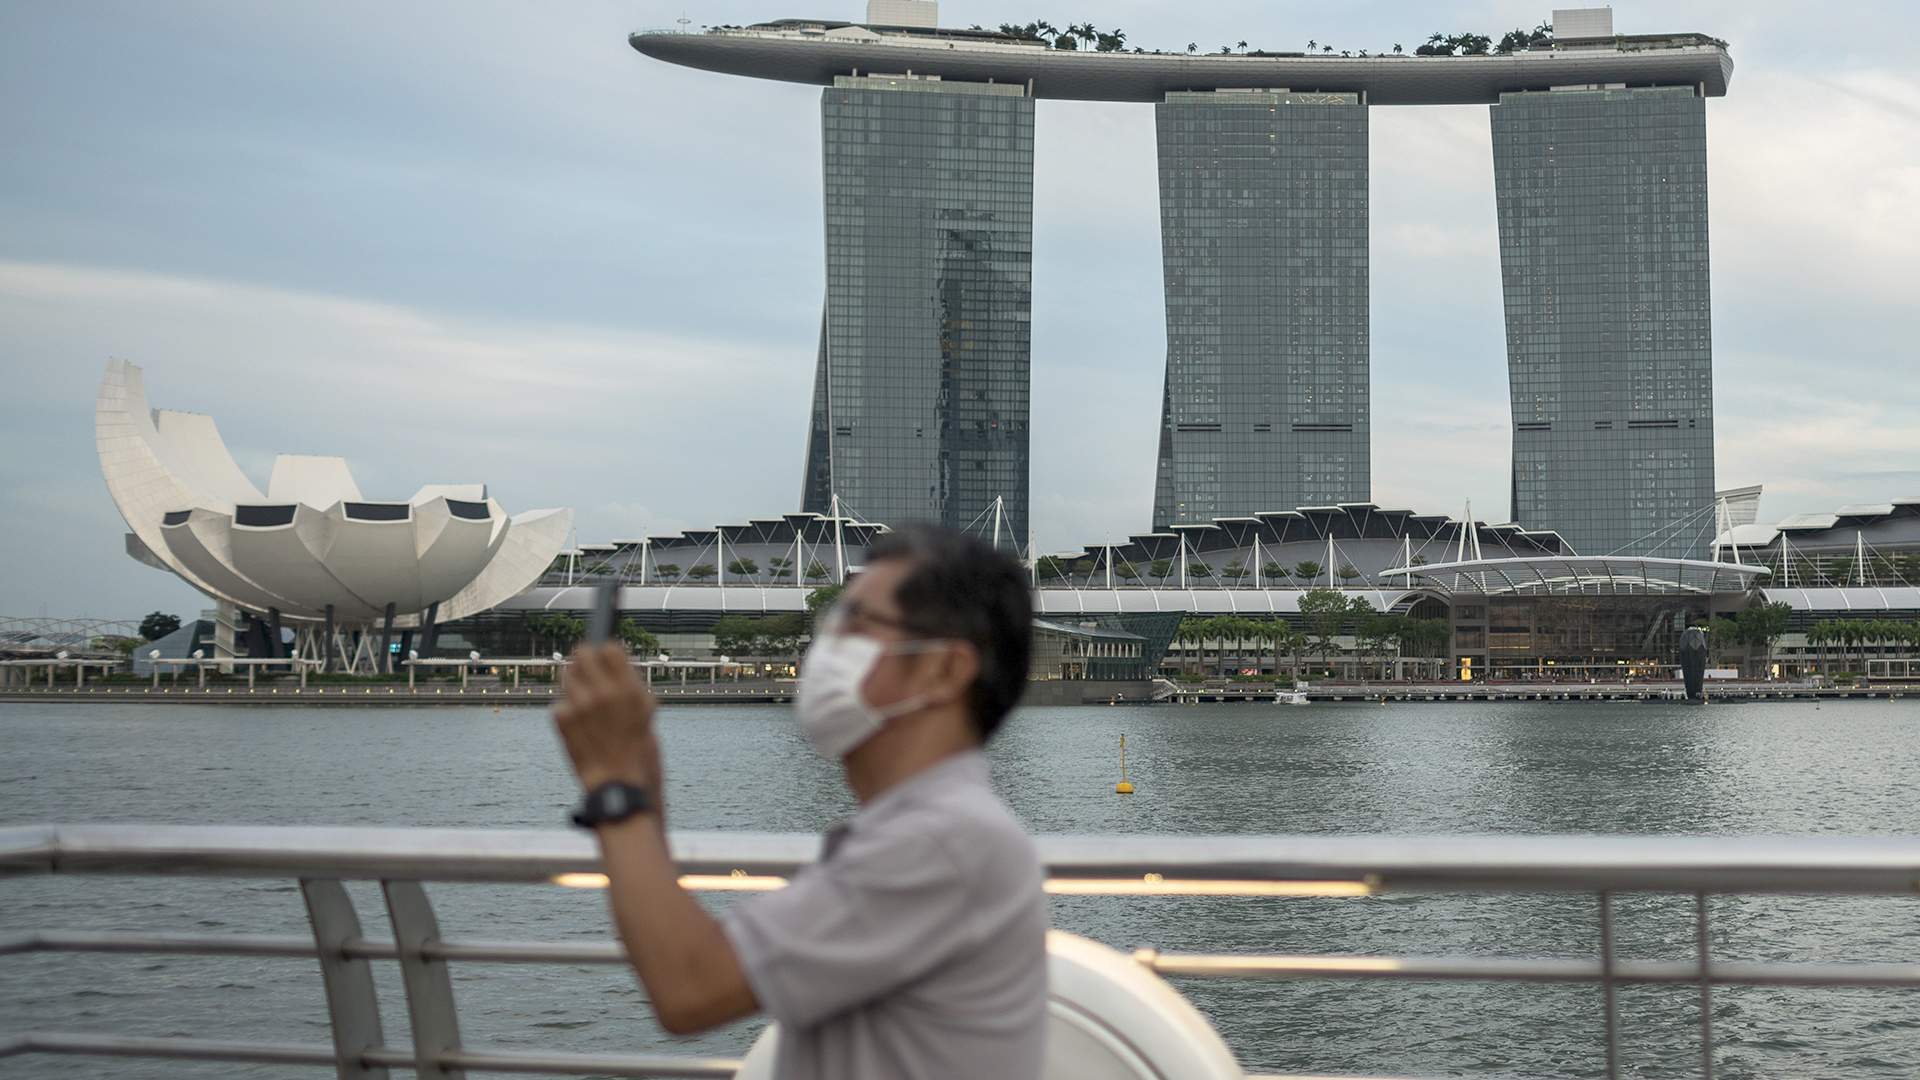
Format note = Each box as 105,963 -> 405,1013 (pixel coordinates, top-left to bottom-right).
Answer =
794,631 -> 947,759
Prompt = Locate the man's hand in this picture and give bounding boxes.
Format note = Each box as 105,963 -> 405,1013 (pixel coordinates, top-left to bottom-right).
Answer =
551,643 -> 749,1034
553,642 -> 662,795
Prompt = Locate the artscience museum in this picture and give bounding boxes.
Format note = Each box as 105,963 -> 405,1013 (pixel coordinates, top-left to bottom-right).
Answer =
95,360 -> 571,672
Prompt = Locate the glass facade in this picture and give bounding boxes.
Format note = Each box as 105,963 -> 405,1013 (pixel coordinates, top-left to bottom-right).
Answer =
1492,86 -> 1715,558
801,75 -> 1034,543
1152,90 -> 1369,529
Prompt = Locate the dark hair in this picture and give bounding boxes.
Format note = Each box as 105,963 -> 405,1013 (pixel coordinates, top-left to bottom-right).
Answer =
866,523 -> 1033,742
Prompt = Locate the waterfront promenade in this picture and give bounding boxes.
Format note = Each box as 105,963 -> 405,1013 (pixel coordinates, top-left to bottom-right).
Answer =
2,679 -> 1912,707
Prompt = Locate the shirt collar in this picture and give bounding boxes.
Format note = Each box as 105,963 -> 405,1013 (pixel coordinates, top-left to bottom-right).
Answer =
859,749 -> 991,820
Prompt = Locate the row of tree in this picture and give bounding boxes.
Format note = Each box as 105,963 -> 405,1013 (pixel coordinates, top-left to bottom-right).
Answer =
523,586 -> 846,664
1764,552 -> 1920,589
524,613 -> 660,657
600,556 -> 837,586
1037,555 -> 1426,587
1414,24 -> 1553,56
1805,619 -> 1920,675
1171,590 -> 1450,680
977,21 -> 1555,59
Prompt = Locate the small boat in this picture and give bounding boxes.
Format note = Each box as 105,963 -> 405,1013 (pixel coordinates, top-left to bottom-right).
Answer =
1276,683 -> 1310,706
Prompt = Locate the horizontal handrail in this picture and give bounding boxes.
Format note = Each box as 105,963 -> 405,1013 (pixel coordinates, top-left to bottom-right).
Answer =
1139,951 -> 1920,988
0,1033 -> 741,1077
8,929 -> 1920,989
6,824 -> 1920,893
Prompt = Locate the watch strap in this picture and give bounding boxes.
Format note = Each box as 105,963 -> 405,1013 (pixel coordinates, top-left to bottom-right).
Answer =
571,781 -> 655,829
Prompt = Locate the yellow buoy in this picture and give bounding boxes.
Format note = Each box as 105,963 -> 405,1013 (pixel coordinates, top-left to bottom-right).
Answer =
1115,734 -> 1134,794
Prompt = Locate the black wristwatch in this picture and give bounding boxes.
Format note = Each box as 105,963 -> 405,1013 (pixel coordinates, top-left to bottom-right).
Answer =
570,781 -> 656,829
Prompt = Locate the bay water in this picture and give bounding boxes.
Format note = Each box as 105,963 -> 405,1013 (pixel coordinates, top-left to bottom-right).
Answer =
4,699 -> 1920,1077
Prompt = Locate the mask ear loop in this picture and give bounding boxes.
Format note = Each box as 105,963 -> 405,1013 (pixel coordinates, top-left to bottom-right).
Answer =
868,639 -> 967,720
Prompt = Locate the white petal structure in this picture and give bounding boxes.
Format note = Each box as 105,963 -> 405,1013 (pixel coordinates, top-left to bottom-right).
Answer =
96,359 -> 572,626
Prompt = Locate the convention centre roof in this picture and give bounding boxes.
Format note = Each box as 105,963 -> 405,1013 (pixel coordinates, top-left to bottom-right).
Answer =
1381,556 -> 1770,598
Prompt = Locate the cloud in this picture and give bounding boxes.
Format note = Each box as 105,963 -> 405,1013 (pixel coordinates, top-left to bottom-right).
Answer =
0,259 -> 811,615
1711,69 -> 1920,305
2,2 -> 1918,616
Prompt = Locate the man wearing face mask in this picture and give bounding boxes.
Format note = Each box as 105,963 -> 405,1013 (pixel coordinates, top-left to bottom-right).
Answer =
552,524 -> 1046,1080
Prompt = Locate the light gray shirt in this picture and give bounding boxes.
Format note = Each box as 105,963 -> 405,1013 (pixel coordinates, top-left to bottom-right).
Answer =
720,750 -> 1048,1080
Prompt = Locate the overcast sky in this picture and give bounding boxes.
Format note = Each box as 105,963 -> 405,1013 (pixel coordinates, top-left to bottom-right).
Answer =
2,1 -> 1916,620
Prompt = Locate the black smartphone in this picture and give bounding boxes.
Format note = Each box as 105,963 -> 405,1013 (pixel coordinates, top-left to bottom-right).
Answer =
586,581 -> 620,645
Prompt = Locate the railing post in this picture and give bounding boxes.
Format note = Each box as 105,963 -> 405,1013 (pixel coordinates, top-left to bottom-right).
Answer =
382,880 -> 465,1079
1696,892 -> 1715,1079
1598,890 -> 1620,1080
300,879 -> 388,1080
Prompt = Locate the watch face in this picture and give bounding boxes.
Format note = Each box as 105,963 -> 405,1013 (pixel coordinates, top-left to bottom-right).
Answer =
602,787 -> 628,817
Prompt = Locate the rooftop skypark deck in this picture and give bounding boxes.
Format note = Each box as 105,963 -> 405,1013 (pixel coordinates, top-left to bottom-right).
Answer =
630,21 -> 1733,104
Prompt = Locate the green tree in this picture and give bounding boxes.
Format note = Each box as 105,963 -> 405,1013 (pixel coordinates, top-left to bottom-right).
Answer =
762,612 -> 809,660
685,564 -> 717,582
1808,620 -> 1833,674
1272,623 -> 1306,681
653,563 -> 681,582
726,557 -> 760,581
1224,616 -> 1259,672
1336,564 -> 1362,585
1708,615 -> 1743,669
1173,617 -> 1205,676
1736,601 -> 1794,677
1298,588 -> 1350,674
139,611 -> 182,641
526,612 -> 586,656
805,560 -> 831,582
617,618 -> 660,656
768,556 -> 794,581
1115,563 -> 1141,582
1402,618 -> 1450,679
710,615 -> 764,657
1262,561 -> 1288,583
1149,559 -> 1174,584
1356,609 -> 1408,680
1221,561 -> 1250,582
1293,561 -> 1324,586
805,584 -> 845,627
1036,555 -> 1072,582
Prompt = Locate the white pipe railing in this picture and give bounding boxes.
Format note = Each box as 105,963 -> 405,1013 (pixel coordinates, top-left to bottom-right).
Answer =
4,826 -> 1920,1079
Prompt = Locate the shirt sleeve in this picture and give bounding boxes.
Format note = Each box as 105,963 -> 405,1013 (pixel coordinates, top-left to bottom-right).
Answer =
719,818 -> 976,1030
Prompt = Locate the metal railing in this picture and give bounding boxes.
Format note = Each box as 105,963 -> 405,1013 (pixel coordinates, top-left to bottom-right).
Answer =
4,825 -> 1920,1078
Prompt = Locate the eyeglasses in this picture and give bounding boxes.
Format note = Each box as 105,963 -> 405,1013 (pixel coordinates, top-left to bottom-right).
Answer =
820,597 -> 920,638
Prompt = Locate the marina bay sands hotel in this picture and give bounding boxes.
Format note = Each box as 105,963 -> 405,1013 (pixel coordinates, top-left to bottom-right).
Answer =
632,5 -> 1731,559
